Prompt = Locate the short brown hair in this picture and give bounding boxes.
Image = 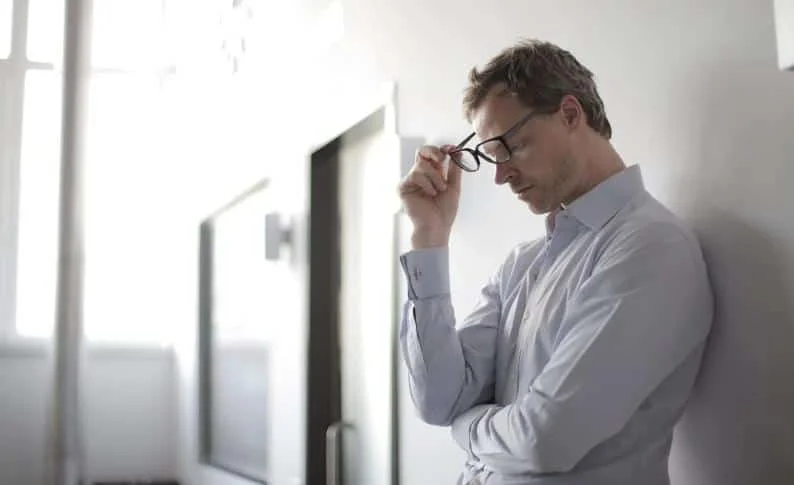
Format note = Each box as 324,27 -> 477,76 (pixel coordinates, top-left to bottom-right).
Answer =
463,39 -> 612,139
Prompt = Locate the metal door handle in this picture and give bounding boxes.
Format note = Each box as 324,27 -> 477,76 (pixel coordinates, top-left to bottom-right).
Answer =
326,421 -> 353,485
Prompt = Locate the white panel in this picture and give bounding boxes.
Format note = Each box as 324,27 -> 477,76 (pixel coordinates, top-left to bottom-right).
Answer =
0,356 -> 50,485
775,0 -> 794,70
82,351 -> 177,481
0,350 -> 178,485
339,117 -> 400,485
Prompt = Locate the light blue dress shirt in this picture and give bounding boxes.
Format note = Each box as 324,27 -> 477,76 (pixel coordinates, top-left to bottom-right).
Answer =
399,166 -> 713,485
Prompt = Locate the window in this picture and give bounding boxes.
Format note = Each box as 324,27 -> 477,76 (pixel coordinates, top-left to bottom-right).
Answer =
82,72 -> 173,344
26,0 -> 65,64
0,0 -> 62,342
14,70 -> 62,339
0,0 -> 11,59
3,0 -> 178,344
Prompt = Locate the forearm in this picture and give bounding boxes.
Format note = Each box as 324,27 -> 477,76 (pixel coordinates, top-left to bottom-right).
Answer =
399,247 -> 497,426
450,394 -> 575,475
400,298 -> 470,425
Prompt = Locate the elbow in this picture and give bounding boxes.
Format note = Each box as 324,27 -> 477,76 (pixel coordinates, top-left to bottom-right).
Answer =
409,385 -> 457,426
507,400 -> 590,474
419,410 -> 454,427
414,398 -> 455,426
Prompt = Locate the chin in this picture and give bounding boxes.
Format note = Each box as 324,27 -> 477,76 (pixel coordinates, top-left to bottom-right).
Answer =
524,196 -> 555,215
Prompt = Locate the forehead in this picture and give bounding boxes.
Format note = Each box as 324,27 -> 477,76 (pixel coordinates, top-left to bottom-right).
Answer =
470,86 -> 530,141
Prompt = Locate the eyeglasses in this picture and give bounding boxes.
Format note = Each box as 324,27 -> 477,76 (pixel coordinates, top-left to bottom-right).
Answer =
448,111 -> 540,172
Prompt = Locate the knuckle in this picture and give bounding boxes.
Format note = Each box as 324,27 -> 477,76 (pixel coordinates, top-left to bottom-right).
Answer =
418,145 -> 442,160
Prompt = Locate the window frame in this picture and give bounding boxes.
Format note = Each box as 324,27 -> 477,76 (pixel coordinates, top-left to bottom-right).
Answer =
1,0 -> 33,345
0,0 -> 176,348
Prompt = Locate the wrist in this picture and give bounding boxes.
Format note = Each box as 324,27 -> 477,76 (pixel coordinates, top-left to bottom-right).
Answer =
411,229 -> 449,249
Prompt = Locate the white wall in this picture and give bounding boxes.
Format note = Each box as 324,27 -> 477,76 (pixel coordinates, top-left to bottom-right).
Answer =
82,349 -> 178,482
173,0 -> 794,484
775,0 -> 794,69
0,351 -> 51,485
0,349 -> 177,485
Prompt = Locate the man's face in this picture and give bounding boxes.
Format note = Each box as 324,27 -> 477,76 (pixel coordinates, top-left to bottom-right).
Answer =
470,87 -> 581,214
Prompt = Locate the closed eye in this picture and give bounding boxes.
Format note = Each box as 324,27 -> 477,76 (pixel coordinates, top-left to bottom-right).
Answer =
511,140 -> 528,154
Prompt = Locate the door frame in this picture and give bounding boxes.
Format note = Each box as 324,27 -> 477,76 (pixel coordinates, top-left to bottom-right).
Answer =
304,81 -> 404,485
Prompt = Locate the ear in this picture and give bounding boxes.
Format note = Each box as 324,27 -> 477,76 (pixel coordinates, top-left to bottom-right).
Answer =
559,94 -> 583,131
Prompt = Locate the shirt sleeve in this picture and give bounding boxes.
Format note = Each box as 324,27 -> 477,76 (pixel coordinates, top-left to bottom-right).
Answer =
450,229 -> 714,474
399,246 -> 507,426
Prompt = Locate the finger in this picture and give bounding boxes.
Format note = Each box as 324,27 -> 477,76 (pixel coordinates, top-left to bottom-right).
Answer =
420,166 -> 448,192
417,155 -> 446,177
417,145 -> 446,167
441,146 -> 463,189
446,156 -> 462,189
403,172 -> 438,197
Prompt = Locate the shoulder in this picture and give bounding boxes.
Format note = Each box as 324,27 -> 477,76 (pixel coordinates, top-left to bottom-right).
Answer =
595,194 -> 707,278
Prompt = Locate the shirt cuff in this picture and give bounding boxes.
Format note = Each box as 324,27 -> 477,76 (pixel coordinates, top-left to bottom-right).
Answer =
451,404 -> 492,459
399,247 -> 450,300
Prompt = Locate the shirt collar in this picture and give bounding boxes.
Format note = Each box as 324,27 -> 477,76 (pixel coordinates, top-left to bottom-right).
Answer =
557,165 -> 645,231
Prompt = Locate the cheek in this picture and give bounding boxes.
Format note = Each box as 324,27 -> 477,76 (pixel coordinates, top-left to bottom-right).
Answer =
513,149 -> 555,183
520,138 -> 560,170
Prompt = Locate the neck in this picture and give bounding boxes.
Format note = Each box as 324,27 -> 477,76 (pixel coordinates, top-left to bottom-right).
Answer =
563,135 -> 625,205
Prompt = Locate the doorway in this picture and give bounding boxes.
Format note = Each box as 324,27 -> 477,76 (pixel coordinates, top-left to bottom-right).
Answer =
306,107 -> 401,485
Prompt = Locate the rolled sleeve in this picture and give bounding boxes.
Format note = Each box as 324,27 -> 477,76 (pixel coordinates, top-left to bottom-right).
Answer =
400,247 -> 450,300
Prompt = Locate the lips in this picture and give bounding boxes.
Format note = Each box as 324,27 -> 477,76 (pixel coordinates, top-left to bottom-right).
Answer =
514,186 -> 533,198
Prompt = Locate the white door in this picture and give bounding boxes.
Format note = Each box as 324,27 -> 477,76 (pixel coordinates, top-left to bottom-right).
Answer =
335,121 -> 403,485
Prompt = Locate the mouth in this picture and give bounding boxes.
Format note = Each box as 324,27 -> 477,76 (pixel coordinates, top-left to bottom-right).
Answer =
514,186 -> 534,199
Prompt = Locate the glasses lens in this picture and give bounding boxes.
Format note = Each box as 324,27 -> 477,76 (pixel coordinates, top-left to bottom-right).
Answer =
450,150 -> 479,172
478,139 -> 511,163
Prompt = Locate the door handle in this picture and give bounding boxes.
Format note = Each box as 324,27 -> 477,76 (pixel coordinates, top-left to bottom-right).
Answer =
326,421 -> 353,485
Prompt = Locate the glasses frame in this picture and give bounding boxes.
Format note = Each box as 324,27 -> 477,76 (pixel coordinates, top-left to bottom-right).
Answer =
448,111 -> 541,172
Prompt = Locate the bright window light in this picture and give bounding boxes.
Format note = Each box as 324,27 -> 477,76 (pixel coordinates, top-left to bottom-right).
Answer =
15,0 -> 177,345
0,0 -> 11,59
14,72 -> 175,345
15,70 -> 63,339
90,0 -> 163,70
82,73 -> 173,345
26,0 -> 65,64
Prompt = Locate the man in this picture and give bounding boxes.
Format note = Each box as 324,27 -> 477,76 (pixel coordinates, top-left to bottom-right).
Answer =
397,39 -> 713,485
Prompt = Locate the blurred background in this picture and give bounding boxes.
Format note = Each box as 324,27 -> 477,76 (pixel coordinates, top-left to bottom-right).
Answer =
1,0 -> 793,484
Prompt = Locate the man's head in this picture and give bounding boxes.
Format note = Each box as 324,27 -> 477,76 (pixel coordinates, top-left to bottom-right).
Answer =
462,39 -> 617,214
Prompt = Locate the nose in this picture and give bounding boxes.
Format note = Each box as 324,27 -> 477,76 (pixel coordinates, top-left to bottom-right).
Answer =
494,163 -> 514,186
